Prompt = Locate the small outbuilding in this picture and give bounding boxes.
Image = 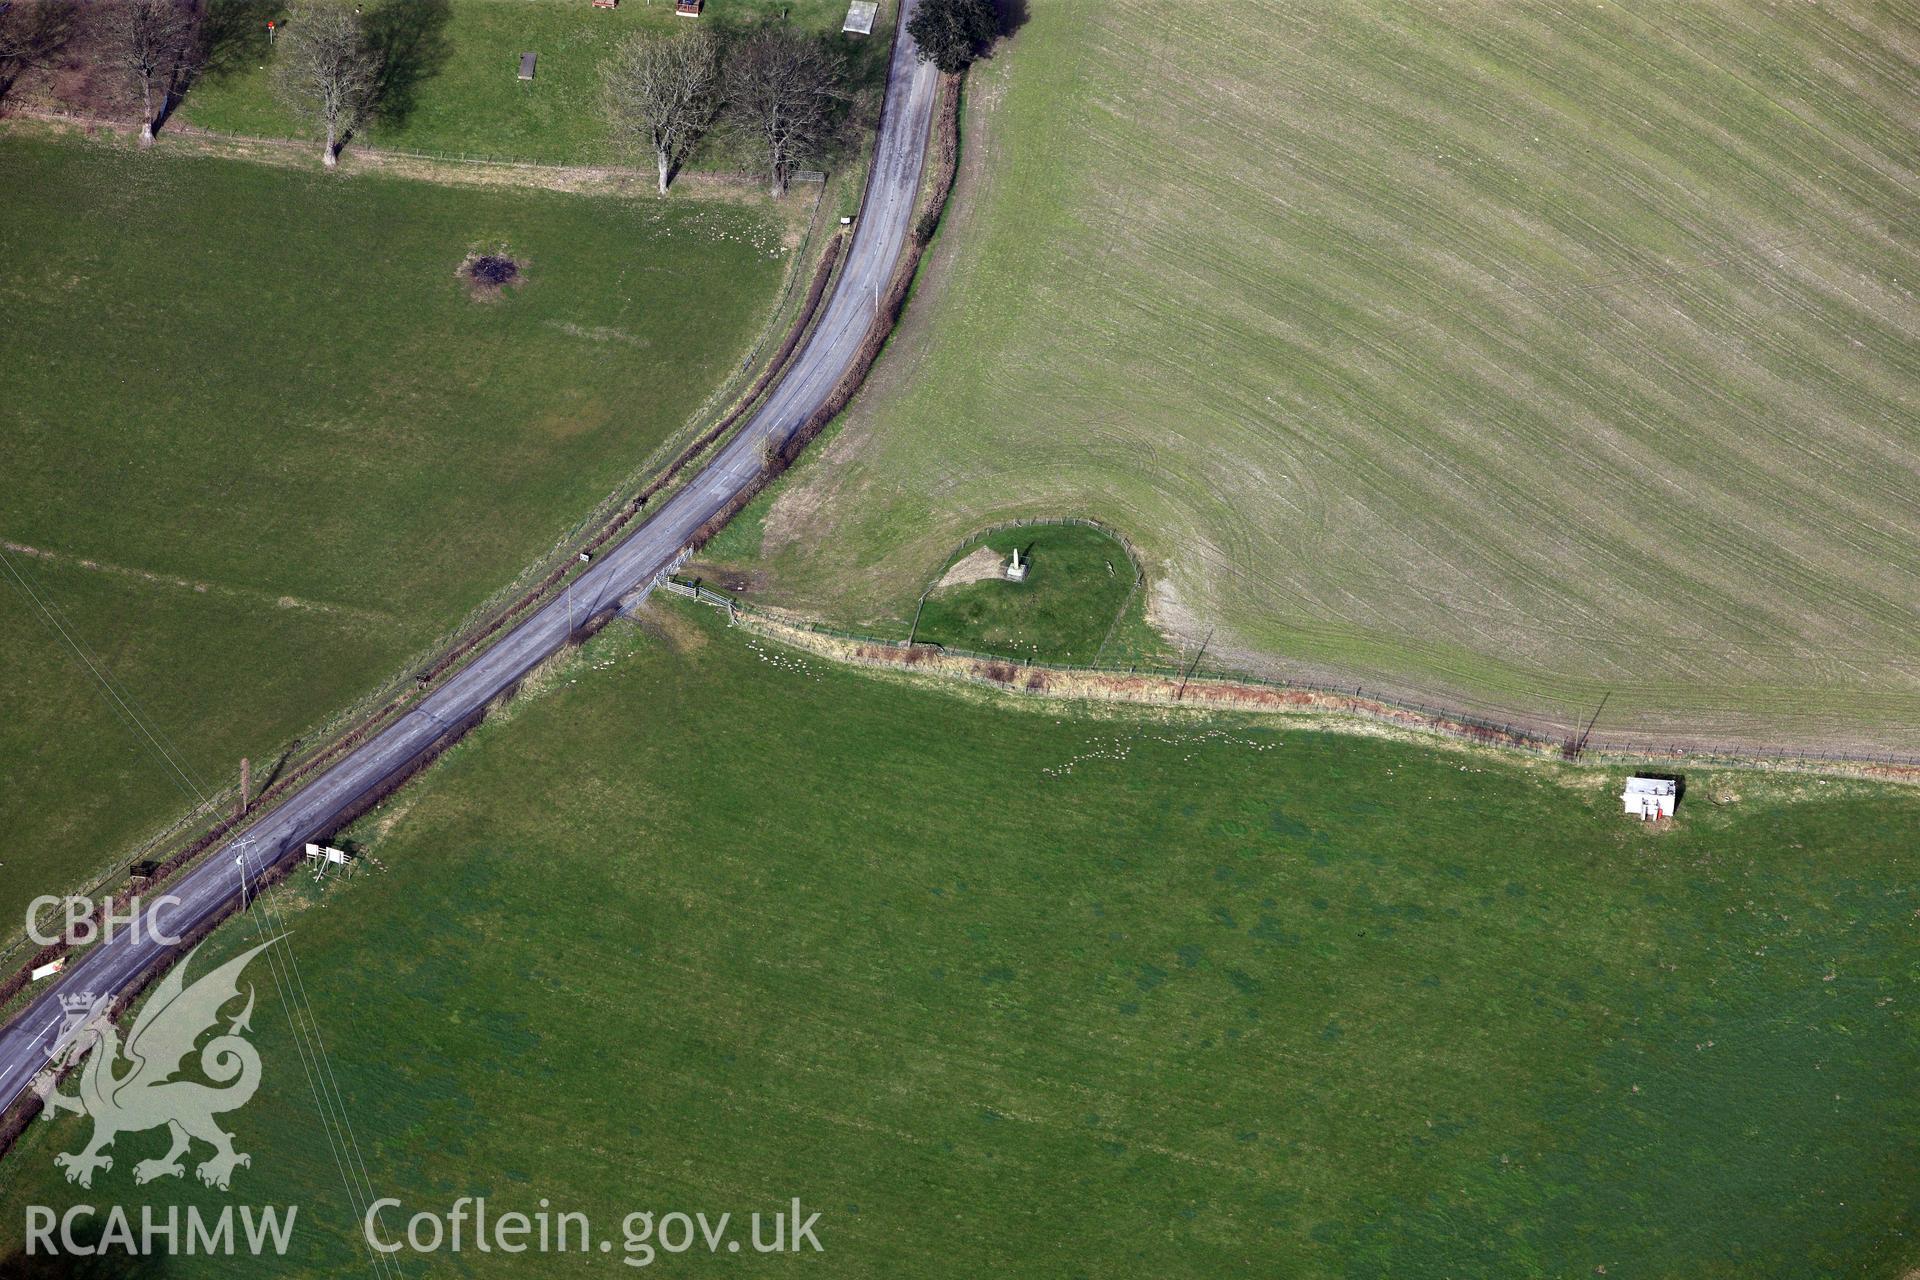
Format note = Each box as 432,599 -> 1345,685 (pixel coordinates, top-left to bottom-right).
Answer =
518,51 -> 537,81
843,1 -> 878,34
676,0 -> 704,16
1621,775 -> 1677,820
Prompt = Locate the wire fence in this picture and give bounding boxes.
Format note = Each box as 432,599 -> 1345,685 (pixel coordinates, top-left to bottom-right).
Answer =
664,574 -> 1920,774
8,104 -> 807,187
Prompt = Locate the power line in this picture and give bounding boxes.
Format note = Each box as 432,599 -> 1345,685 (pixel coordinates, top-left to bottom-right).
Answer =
2,546 -> 394,1275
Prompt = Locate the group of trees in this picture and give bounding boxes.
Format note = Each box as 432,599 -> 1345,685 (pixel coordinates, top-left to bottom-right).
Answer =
603,0 -> 1003,198
3,0 -> 1005,179
0,0 -> 397,164
0,0 -> 206,144
602,22 -> 847,198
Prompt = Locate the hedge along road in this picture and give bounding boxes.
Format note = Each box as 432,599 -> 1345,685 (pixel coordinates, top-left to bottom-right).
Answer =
0,1 -> 940,1121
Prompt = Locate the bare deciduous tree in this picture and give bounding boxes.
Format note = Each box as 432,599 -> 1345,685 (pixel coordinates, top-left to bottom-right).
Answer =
102,0 -> 201,146
271,1 -> 380,167
602,28 -> 718,196
724,23 -> 845,199
0,0 -> 78,108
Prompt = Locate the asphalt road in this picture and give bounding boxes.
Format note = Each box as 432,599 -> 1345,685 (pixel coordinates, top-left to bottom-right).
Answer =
0,3 -> 939,1117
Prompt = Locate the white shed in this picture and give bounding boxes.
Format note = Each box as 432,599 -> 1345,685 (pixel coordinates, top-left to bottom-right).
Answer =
1621,775 -> 1676,820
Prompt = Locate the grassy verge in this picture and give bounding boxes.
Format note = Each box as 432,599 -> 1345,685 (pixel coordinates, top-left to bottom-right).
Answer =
731,0 -> 1920,752
1,599 -> 1915,1277
0,132 -> 789,931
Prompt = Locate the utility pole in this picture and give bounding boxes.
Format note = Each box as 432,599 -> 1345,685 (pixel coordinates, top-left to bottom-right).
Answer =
1176,628 -> 1213,702
906,578 -> 937,648
1567,691 -> 1611,761
237,757 -> 250,818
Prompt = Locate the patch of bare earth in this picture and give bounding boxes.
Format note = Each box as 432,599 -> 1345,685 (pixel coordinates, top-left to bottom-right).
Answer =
632,600 -> 710,655
459,250 -> 523,302
933,545 -> 1003,592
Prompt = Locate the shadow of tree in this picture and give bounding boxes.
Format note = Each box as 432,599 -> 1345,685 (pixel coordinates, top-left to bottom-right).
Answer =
148,0 -> 273,135
0,0 -> 81,110
196,0 -> 279,82
363,0 -> 451,128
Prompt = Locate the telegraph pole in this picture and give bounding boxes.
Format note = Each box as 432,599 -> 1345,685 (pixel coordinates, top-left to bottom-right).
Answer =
1176,629 -> 1213,702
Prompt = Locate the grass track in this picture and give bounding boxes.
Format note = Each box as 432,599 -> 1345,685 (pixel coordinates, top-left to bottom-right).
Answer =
731,0 -> 1920,752
0,599 -> 1915,1276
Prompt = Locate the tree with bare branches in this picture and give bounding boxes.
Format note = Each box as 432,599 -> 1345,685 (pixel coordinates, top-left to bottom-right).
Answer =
724,23 -> 845,199
271,0 -> 380,167
0,0 -> 78,108
602,28 -> 718,196
102,0 -> 200,146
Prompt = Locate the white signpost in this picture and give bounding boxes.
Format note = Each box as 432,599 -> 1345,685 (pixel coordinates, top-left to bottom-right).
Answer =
304,843 -> 356,876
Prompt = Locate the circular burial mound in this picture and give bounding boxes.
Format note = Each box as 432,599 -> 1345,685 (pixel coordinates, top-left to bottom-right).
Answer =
914,522 -> 1144,665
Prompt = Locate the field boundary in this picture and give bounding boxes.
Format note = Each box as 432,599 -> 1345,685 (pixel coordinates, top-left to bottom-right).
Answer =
665,581 -> 1920,782
0,104 -> 813,199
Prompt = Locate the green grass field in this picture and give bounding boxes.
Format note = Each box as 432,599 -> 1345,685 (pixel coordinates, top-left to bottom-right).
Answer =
0,133 -> 787,933
725,0 -> 1920,753
1,599 -> 1915,1277
169,0 -> 895,167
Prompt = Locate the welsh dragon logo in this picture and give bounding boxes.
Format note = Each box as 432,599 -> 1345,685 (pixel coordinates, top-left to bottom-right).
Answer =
32,939 -> 277,1191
